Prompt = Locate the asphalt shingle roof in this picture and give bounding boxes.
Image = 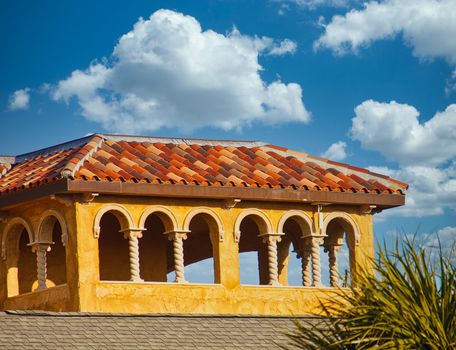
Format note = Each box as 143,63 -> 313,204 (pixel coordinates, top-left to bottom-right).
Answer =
0,310 -> 316,349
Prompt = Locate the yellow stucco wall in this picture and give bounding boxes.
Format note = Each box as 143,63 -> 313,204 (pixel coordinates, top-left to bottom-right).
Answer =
0,194 -> 374,315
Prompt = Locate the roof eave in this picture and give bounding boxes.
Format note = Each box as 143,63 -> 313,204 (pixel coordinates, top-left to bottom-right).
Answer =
0,179 -> 405,209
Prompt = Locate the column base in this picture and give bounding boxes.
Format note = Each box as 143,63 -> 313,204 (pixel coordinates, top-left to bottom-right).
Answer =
130,277 -> 144,283
268,281 -> 281,286
174,278 -> 188,283
36,284 -> 47,291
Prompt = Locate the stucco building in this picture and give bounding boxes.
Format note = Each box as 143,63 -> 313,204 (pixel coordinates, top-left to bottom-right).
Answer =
0,134 -> 407,348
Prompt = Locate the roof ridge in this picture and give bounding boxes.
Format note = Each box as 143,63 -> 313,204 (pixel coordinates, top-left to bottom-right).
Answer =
0,156 -> 15,163
102,134 -> 266,147
61,134 -> 106,179
15,134 -> 97,164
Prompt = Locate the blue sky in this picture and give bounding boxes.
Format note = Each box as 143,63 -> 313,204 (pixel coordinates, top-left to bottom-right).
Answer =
1,0 -> 455,283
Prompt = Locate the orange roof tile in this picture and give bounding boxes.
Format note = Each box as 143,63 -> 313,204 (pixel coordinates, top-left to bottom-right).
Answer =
0,134 -> 408,198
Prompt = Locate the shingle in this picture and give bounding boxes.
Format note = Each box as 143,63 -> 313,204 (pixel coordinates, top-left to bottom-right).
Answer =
0,311 -> 323,349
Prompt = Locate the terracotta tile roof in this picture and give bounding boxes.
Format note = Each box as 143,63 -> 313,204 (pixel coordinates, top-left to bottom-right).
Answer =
0,134 -> 408,196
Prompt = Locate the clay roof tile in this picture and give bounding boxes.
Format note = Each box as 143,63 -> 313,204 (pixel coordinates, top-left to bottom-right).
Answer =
0,135 -> 407,196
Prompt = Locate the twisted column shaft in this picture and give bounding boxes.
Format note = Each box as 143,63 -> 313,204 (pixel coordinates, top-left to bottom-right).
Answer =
122,229 -> 144,282
260,233 -> 283,286
128,235 -> 143,282
173,237 -> 186,283
165,231 -> 189,283
301,249 -> 312,287
31,243 -> 52,291
311,237 -> 323,287
36,249 -> 47,290
328,245 -> 341,287
267,239 -> 279,286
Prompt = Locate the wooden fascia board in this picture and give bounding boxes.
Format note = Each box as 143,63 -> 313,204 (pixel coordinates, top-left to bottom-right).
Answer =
0,179 -> 69,209
67,180 -> 405,207
0,179 -> 405,209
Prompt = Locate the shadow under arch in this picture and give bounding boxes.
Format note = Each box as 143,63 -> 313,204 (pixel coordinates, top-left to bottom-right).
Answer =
138,206 -> 178,282
93,204 -> 134,239
183,208 -> 224,284
277,211 -> 314,286
322,212 -> 361,286
234,209 -> 273,243
95,205 -> 134,281
322,212 -> 360,246
2,217 -> 35,296
37,210 -> 68,288
235,209 -> 274,285
37,209 -> 68,246
139,206 -> 178,233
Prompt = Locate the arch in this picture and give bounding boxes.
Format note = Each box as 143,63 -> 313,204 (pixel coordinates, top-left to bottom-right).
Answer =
2,217 -> 36,296
183,207 -> 224,242
93,205 -> 134,239
234,209 -> 273,243
277,210 -> 314,237
139,206 -> 178,233
37,209 -> 68,246
2,217 -> 34,260
322,212 -> 360,246
277,211 -> 314,286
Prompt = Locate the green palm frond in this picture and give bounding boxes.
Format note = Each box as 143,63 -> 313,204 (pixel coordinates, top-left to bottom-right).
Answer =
285,236 -> 456,350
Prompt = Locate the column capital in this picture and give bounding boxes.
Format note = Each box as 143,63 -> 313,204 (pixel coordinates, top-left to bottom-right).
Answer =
120,227 -> 145,239
164,230 -> 190,241
302,234 -> 326,246
324,243 -> 343,254
258,232 -> 284,244
28,241 -> 53,252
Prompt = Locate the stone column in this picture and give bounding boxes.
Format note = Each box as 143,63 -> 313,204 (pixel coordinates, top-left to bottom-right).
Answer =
297,247 -> 312,287
29,242 -> 53,291
326,244 -> 342,287
121,228 -> 144,282
164,230 -> 190,283
259,233 -> 284,286
305,235 -> 326,287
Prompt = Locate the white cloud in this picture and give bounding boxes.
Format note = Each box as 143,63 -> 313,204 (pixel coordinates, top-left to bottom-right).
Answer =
315,0 -> 456,58
386,226 -> 456,261
321,141 -> 347,161
351,100 -> 456,167
267,39 -> 297,56
369,164 -> 456,217
351,100 -> 456,218
315,0 -> 456,77
52,9 -> 309,133
426,226 -> 456,253
279,0 -> 353,9
8,88 -> 31,110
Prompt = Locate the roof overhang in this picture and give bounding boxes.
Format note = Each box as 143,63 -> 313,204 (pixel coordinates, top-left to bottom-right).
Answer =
0,179 -> 405,209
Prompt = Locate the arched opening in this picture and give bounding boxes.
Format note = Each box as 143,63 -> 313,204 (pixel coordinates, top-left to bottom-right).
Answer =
238,214 -> 270,285
323,217 -> 356,287
277,217 -> 311,286
98,212 -> 130,281
184,213 -> 219,284
17,228 -> 36,294
3,220 -> 35,296
140,213 -> 173,282
39,215 -> 67,287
